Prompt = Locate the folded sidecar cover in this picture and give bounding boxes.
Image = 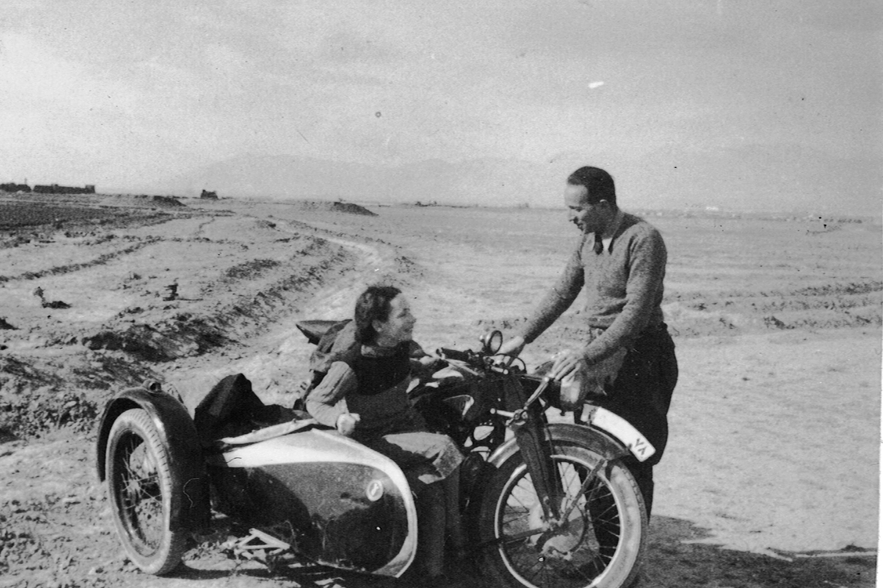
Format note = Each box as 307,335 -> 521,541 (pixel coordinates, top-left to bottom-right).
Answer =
194,373 -> 303,445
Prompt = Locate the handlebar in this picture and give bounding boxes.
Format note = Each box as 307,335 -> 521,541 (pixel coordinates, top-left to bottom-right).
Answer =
437,343 -> 560,418
437,347 -> 473,363
437,347 -> 521,379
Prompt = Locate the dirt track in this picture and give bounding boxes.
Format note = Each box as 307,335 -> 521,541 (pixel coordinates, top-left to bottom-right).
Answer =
0,193 -> 879,587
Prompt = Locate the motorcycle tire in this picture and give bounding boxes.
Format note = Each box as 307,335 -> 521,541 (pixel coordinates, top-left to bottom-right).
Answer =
105,408 -> 188,575
477,440 -> 647,588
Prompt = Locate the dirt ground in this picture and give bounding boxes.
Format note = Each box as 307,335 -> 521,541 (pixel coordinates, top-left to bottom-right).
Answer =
0,192 -> 879,588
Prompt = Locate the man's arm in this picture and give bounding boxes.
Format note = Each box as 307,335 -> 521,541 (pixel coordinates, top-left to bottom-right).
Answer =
519,237 -> 586,344
583,227 -> 666,363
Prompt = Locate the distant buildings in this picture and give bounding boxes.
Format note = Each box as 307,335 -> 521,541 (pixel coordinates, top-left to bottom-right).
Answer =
1,182 -> 95,194
0,182 -> 31,193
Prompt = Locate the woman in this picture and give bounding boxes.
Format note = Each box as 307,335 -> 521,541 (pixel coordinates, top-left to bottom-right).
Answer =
306,285 -> 464,583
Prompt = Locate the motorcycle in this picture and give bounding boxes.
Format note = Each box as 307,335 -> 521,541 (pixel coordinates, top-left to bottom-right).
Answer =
95,322 -> 655,588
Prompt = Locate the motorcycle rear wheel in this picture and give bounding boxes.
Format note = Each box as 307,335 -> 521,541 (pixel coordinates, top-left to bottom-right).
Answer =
478,440 -> 647,588
106,408 -> 187,574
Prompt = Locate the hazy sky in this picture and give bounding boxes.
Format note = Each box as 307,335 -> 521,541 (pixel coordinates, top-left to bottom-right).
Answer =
1,1 -> 880,212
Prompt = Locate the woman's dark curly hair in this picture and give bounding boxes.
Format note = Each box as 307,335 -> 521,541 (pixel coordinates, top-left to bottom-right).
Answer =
354,285 -> 402,344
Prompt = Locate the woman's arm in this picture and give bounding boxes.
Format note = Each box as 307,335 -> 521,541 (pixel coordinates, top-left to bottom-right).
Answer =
305,361 -> 358,428
407,340 -> 442,376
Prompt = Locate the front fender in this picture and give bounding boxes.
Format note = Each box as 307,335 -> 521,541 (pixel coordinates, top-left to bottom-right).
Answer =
95,383 -> 210,532
486,422 -> 629,472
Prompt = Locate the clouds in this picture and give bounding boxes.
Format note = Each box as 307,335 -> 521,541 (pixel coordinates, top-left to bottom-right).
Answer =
0,33 -> 140,116
0,32 -> 159,184
765,0 -> 883,32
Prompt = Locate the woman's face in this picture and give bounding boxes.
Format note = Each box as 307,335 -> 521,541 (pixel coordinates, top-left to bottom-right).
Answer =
373,294 -> 416,346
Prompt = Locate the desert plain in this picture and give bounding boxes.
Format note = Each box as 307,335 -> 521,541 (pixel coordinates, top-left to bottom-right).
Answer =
0,191 -> 880,588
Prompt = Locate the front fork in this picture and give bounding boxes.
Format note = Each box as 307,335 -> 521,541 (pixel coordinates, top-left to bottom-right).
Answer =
503,408 -> 623,558
510,404 -> 563,523
483,376 -> 622,553
504,379 -> 626,540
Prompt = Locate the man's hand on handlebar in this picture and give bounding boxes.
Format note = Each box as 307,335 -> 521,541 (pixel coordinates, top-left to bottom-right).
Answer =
550,348 -> 588,380
498,335 -> 526,358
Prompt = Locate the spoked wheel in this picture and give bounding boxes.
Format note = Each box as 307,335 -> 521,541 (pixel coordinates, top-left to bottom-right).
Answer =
106,408 -> 187,574
478,441 -> 647,588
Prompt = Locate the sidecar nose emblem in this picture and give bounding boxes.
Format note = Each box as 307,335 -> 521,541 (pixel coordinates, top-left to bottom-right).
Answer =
366,480 -> 384,502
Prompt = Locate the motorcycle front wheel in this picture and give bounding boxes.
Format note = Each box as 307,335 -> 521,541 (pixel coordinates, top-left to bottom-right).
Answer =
105,408 -> 187,574
477,440 -> 647,588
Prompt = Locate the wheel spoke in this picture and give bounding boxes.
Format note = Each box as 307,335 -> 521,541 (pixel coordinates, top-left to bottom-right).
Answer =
113,432 -> 165,552
490,451 -> 644,588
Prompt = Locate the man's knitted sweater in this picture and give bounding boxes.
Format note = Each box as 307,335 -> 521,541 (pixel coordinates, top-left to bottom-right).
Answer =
520,212 -> 667,364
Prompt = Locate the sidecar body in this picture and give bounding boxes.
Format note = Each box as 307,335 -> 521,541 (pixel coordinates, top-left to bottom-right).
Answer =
207,423 -> 417,575
96,377 -> 417,577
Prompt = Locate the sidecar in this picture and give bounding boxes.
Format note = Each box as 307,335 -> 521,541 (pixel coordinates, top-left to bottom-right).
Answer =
95,376 -> 417,577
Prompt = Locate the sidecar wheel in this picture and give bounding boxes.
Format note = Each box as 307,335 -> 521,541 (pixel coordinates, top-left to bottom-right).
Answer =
106,408 -> 187,575
477,440 -> 647,588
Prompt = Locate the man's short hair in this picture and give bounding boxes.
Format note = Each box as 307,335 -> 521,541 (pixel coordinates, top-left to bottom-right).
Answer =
567,166 -> 617,206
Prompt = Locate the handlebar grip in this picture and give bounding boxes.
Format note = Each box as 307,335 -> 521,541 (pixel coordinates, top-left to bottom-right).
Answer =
438,347 -> 472,362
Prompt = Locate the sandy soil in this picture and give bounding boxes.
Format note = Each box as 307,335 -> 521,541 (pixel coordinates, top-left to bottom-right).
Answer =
0,193 -> 879,588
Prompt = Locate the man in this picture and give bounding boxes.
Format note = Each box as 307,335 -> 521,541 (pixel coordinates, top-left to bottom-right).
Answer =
499,165 -> 678,517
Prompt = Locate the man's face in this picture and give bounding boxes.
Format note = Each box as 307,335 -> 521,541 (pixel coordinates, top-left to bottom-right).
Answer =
564,183 -> 606,234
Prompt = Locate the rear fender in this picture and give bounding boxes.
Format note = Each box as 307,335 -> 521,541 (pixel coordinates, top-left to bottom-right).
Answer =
95,382 -> 210,532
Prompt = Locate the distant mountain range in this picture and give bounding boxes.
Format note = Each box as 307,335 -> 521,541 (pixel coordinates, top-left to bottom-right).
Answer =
153,145 -> 881,216
158,155 -> 559,208
635,143 -> 882,216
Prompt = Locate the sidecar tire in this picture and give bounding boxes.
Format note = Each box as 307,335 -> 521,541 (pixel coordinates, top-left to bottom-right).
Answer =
477,440 -> 647,588
106,408 -> 188,575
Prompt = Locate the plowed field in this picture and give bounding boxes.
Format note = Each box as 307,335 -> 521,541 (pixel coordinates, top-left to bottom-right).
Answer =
0,193 -> 879,587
